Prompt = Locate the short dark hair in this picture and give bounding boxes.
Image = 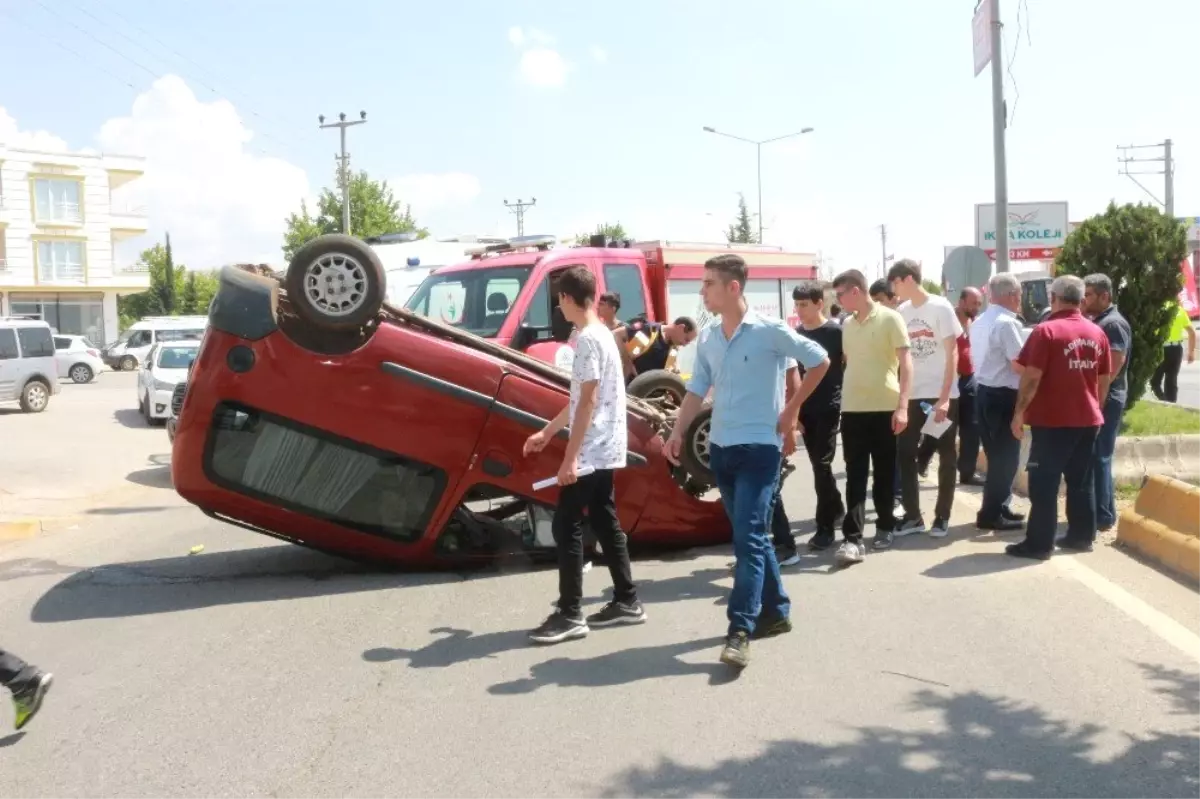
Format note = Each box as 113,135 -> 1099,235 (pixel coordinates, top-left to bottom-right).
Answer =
791,280 -> 824,304
830,303 -> 842,317
958,287 -> 974,301
868,278 -> 894,299
886,258 -> 922,284
553,266 -> 597,307
673,316 -> 697,333
832,269 -> 868,292
599,291 -> 621,310
704,254 -> 748,287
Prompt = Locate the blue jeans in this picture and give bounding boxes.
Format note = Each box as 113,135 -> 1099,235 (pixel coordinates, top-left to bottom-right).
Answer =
710,443 -> 791,636
976,385 -> 1020,523
1024,426 -> 1100,553
1093,396 -> 1125,529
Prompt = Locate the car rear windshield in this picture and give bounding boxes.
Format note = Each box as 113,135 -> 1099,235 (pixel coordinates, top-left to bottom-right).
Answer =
158,346 -> 198,369
404,265 -> 533,338
158,328 -> 205,343
205,402 -> 445,543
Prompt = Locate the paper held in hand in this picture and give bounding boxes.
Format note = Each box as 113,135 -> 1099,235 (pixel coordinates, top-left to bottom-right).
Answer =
920,405 -> 954,440
533,466 -> 596,491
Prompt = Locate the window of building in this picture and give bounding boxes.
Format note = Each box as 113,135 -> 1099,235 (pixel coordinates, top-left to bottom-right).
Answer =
34,178 -> 83,224
205,402 -> 445,543
9,292 -> 106,346
35,241 -> 85,283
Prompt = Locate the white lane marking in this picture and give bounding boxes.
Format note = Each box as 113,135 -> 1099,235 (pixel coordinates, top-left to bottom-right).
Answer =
955,491 -> 1200,662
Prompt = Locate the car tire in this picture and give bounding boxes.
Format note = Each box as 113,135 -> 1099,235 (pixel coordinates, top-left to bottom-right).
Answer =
120,355 -> 137,371
627,369 -> 686,409
19,380 -> 50,413
680,406 -> 714,485
142,393 -> 153,425
285,234 -> 386,331
69,363 -> 94,384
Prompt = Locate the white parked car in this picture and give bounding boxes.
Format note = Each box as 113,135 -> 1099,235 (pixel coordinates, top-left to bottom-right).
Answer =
136,339 -> 200,425
0,317 -> 61,413
53,335 -> 104,384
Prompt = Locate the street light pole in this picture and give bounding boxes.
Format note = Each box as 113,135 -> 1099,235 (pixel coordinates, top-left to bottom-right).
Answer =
703,125 -> 814,244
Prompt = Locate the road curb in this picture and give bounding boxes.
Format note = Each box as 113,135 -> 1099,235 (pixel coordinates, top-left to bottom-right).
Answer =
0,518 -> 43,541
1116,475 -> 1200,582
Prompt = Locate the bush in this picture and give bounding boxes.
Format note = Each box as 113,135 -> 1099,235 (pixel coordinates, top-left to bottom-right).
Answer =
1054,202 -> 1187,408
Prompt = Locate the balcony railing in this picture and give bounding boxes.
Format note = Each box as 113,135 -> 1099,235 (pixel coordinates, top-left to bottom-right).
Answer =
109,203 -> 148,216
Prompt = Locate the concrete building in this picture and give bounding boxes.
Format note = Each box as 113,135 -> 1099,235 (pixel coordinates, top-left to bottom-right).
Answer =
0,145 -> 151,346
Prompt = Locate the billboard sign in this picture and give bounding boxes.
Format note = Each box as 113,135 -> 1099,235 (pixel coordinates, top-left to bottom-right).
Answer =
976,202 -> 1068,259
972,0 -> 992,77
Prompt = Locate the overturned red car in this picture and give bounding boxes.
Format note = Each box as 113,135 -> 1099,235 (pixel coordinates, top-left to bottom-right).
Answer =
170,234 -> 731,567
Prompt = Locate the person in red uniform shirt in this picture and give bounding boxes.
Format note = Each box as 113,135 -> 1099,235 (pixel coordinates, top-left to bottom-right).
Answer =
1006,275 -> 1112,561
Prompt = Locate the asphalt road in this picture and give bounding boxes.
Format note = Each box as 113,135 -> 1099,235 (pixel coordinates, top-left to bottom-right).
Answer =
1,382 -> 1198,797
1175,355 -> 1199,409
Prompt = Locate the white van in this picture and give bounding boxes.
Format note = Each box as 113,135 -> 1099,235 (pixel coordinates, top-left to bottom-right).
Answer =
369,233 -> 506,306
103,315 -> 208,372
0,318 -> 61,413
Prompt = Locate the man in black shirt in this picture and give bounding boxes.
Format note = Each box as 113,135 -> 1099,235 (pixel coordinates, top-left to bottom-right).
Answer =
792,281 -> 846,550
1083,273 -> 1132,532
614,317 -> 698,380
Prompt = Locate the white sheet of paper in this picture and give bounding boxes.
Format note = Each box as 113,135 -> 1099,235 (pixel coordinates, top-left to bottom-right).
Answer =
533,466 -> 596,491
921,411 -> 954,440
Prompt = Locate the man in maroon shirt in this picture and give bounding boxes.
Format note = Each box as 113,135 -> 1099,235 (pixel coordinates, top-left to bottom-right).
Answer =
918,287 -> 983,483
1006,275 -> 1112,561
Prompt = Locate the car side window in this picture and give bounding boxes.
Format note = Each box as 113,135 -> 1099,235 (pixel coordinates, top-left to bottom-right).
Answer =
523,266 -> 582,329
0,329 -> 18,360
603,263 -> 648,322
128,330 -> 152,347
54,337 -> 71,350
16,327 -> 54,358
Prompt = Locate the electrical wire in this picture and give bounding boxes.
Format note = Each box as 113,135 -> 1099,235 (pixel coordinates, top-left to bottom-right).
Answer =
31,0 -> 159,79
0,7 -> 140,93
1005,0 -> 1030,127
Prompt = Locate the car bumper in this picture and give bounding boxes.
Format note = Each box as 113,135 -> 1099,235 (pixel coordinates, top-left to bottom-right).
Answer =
148,388 -> 175,419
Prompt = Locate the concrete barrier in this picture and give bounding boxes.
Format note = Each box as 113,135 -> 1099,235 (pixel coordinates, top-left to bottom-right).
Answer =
1116,475 -> 1200,582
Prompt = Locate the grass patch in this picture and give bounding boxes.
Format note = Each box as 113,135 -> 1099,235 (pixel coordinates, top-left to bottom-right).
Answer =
1120,402 -> 1200,437
1114,484 -> 1141,502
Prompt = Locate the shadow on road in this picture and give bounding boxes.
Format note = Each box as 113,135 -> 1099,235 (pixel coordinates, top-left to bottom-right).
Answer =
364,627 -> 531,669
0,732 -> 26,748
921,553 -> 1038,579
605,664 -> 1200,798
112,408 -> 147,429
86,506 -> 175,516
29,545 -> 470,622
125,453 -> 175,489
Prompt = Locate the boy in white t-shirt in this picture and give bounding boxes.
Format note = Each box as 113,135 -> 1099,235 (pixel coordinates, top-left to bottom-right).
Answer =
887,260 -> 963,539
523,266 -> 645,644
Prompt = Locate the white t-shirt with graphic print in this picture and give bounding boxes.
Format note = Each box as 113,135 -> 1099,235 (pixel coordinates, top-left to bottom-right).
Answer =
569,322 -> 628,471
898,294 -> 964,400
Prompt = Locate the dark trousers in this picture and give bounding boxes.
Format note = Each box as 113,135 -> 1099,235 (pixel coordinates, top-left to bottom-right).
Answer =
1152,344 -> 1184,403
976,385 -> 1021,524
1,647 -> 36,690
552,469 -> 637,619
917,374 -> 979,479
801,408 -> 845,534
899,398 -> 959,521
841,411 -> 897,542
1093,396 -> 1126,530
768,462 -> 794,550
711,443 -> 790,636
1023,426 -> 1100,554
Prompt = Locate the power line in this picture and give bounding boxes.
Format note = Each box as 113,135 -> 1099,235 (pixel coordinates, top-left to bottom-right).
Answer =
0,7 -> 139,93
32,0 -> 159,79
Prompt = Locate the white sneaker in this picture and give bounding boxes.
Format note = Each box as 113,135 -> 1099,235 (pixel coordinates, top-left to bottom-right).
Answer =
929,517 -> 949,538
834,540 -> 866,566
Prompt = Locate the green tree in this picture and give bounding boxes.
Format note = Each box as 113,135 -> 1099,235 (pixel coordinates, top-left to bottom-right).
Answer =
282,170 -> 427,261
117,235 -> 185,327
574,222 -> 631,246
1053,201 -> 1187,408
178,270 -> 220,315
726,193 -> 758,244
922,279 -> 943,296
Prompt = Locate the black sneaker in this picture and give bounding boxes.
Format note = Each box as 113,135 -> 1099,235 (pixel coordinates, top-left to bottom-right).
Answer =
1000,506 -> 1026,522
977,516 -> 1024,531
1056,537 -> 1094,553
12,670 -> 53,731
752,614 -> 792,639
808,530 -> 836,551
776,545 -> 801,567
872,528 -> 895,550
529,612 -> 588,644
586,600 -> 647,627
929,516 -> 949,539
1005,542 -> 1051,561
894,516 -> 926,537
719,632 -> 751,668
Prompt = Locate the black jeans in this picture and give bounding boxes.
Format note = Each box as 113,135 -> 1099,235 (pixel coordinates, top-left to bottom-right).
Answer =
918,375 -> 979,479
0,647 -> 37,691
552,469 -> 637,619
1022,426 -> 1100,554
976,385 -> 1021,524
899,398 -> 959,521
841,411 -> 897,542
802,408 -> 845,534
1152,344 -> 1184,403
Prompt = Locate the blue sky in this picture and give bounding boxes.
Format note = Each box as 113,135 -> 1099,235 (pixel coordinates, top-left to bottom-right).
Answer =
1,0 -> 1196,278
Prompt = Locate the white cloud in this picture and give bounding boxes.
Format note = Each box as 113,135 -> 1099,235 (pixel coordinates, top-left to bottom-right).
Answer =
518,49 -> 569,88
507,26 -> 526,47
390,172 -> 482,213
93,75 -> 309,267
590,46 -> 609,64
0,108 -> 69,151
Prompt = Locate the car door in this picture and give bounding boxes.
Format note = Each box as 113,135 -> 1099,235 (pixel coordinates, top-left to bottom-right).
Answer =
139,344 -> 157,400
53,336 -> 72,378
0,328 -> 19,400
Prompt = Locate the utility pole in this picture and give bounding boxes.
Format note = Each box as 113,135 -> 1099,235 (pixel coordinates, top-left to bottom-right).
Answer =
986,0 -> 1010,273
319,111 -> 367,235
1118,139 -> 1175,217
879,224 -> 890,279
503,198 -> 537,237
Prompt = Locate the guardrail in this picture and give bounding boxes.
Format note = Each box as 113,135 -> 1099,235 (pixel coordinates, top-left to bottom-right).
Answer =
1117,475 -> 1200,581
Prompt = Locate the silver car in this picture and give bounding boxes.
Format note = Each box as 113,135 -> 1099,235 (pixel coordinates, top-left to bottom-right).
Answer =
0,318 -> 61,413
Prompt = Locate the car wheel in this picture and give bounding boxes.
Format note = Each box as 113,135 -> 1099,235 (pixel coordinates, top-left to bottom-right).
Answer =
142,393 -> 153,425
285,234 -> 386,330
69,363 -> 94,384
19,380 -> 50,413
627,369 -> 686,410
680,406 -> 714,485
120,355 -> 137,371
